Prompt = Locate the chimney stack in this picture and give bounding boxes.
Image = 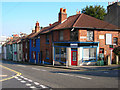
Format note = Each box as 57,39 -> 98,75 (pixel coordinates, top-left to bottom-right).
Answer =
35,21 -> 40,33
58,8 -> 67,23
76,11 -> 81,14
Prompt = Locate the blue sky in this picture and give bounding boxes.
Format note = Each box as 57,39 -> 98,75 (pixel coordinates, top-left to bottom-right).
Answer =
2,2 -> 111,37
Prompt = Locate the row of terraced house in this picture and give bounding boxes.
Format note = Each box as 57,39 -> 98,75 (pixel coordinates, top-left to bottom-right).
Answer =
2,8 -> 120,66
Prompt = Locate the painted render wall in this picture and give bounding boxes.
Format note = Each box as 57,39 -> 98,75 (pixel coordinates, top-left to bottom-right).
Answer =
29,39 -> 40,64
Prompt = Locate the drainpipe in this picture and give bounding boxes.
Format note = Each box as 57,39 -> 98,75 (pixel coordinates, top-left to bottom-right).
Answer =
53,46 -> 55,66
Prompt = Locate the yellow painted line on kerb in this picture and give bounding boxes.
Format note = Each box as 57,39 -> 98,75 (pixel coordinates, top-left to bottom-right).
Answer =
0,65 -> 21,82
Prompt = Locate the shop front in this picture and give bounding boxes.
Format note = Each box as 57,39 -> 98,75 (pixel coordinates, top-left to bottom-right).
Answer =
53,42 -> 99,66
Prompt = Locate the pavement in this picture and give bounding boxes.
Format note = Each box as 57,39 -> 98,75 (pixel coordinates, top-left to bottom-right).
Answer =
3,59 -> 120,71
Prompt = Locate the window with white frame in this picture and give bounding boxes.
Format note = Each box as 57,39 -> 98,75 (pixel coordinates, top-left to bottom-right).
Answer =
87,30 -> 94,41
59,31 -> 63,40
83,48 -> 96,61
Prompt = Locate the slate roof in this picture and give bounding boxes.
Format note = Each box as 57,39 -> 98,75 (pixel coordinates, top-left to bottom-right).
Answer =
52,13 -> 118,30
25,13 -> 119,39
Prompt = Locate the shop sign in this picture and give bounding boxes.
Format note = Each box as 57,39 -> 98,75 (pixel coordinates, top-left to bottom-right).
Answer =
99,35 -> 104,39
80,36 -> 86,39
70,43 -> 78,47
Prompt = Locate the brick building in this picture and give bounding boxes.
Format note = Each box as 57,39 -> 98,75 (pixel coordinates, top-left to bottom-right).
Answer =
31,8 -> 119,66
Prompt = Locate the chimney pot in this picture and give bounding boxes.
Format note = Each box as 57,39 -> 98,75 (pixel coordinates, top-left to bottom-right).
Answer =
49,24 -> 52,26
58,8 -> 67,23
35,21 -> 40,33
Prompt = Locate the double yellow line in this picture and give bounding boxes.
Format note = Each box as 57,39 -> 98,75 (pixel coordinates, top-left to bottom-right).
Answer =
0,65 -> 21,82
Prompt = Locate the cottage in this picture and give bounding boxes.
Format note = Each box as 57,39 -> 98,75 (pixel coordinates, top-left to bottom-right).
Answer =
29,21 -> 41,64
36,8 -> 120,66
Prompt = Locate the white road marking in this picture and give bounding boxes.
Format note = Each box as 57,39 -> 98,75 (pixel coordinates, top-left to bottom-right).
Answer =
30,86 -> 36,88
76,76 -> 92,80
40,85 -> 48,88
41,70 -> 47,71
17,78 -> 22,81
20,76 -> 24,78
34,82 -> 40,85
14,76 -> 18,79
21,80 -> 26,83
32,68 -> 47,71
32,68 -> 40,71
57,73 -> 92,80
58,73 -> 69,76
23,78 -> 28,80
28,79 -> 33,82
104,72 -> 109,73
17,65 -> 26,67
26,83 -> 31,86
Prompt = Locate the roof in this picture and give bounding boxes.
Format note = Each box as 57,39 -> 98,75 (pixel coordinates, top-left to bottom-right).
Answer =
29,21 -> 59,38
22,32 -> 35,40
52,13 -> 119,30
24,13 -> 120,39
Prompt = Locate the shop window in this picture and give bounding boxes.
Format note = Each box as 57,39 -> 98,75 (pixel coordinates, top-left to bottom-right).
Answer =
83,48 -> 96,61
55,47 -> 66,64
46,34 -> 49,44
46,49 -> 49,59
70,30 -> 78,41
87,31 -> 94,41
113,37 -> 118,45
59,31 -> 63,40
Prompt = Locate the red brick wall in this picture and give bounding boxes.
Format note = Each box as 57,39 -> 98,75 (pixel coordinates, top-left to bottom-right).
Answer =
40,29 -> 71,64
94,30 -> 119,61
40,34 -> 53,64
78,29 -> 119,62
22,40 -> 29,62
78,29 -> 87,41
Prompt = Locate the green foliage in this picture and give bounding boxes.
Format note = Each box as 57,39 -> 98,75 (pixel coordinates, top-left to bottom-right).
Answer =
113,46 -> 120,55
82,5 -> 107,20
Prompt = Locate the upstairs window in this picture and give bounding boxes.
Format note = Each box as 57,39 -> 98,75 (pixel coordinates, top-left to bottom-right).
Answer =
32,39 -> 36,47
59,31 -> 63,40
87,30 -> 94,41
70,30 -> 78,41
113,37 -> 118,45
46,34 -> 49,44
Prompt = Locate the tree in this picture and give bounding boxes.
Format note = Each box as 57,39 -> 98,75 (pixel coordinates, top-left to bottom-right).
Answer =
82,5 -> 106,20
113,46 -> 120,56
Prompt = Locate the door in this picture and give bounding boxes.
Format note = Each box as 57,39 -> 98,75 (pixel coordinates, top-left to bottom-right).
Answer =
38,52 -> 40,64
40,51 -> 43,64
71,49 -> 77,65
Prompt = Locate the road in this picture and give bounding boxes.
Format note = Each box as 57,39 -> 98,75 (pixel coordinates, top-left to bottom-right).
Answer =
0,60 -> 119,89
